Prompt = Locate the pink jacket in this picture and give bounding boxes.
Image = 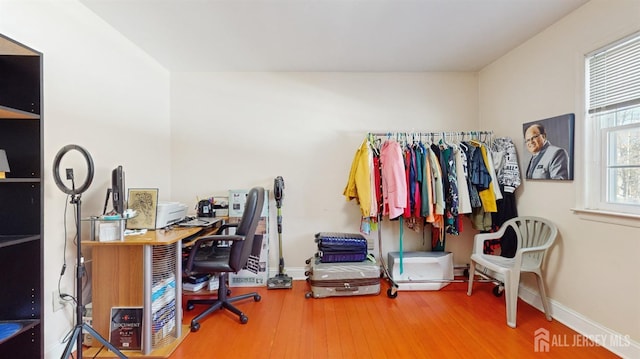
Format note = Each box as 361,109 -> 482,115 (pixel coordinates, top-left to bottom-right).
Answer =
380,141 -> 407,219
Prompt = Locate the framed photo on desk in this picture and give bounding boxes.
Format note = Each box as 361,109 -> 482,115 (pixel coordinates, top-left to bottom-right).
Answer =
126,188 -> 158,229
109,306 -> 143,351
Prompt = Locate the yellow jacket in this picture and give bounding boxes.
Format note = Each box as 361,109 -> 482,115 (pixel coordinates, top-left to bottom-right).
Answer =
343,139 -> 372,217
478,145 -> 497,213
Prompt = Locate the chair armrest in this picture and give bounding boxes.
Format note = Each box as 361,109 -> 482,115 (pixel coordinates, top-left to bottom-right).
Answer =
183,234 -> 245,273
194,234 -> 244,245
215,222 -> 238,234
518,246 -> 549,257
519,245 -> 548,252
472,230 -> 505,255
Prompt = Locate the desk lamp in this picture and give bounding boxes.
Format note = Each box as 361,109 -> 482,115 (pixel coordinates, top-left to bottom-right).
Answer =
0,149 -> 10,179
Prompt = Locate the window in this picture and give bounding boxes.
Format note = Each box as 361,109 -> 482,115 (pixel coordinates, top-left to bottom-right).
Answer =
585,32 -> 640,216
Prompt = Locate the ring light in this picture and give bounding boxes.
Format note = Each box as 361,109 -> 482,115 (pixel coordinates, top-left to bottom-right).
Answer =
53,144 -> 126,358
52,144 -> 94,195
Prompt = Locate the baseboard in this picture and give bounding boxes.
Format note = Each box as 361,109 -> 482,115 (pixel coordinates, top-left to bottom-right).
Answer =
519,285 -> 639,358
271,267 -> 307,281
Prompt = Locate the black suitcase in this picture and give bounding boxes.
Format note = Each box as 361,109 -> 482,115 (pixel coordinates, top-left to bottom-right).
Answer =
314,232 -> 368,263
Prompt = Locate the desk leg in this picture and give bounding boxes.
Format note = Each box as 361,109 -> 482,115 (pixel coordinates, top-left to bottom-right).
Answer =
143,242 -> 182,355
143,245 -> 152,355
174,242 -> 182,339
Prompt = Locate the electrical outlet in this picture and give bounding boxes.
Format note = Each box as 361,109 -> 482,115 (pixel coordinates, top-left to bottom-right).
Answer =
52,290 -> 64,312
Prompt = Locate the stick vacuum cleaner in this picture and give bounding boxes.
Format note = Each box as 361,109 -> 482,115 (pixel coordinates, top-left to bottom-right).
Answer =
267,176 -> 293,289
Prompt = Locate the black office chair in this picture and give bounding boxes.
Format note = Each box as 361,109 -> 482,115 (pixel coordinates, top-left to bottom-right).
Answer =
183,187 -> 265,331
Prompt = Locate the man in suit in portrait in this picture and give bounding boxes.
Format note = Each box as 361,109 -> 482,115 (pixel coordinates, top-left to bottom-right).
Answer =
524,123 -> 570,180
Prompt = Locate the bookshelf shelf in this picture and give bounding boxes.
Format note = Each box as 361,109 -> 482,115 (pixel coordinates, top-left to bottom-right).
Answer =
0,320 -> 40,345
0,234 -> 40,249
0,105 -> 40,120
0,178 -> 41,183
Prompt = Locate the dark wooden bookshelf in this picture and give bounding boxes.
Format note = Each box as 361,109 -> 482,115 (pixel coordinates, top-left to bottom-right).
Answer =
0,33 -> 43,358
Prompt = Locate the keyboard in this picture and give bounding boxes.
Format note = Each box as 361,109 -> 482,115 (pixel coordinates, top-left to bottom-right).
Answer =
179,217 -> 221,227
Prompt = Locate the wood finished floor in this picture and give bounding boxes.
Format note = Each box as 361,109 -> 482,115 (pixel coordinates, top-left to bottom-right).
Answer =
166,279 -> 619,359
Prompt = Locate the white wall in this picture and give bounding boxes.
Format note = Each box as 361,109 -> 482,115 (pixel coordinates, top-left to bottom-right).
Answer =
170,71 -> 479,272
1,1 -> 171,357
479,0 -> 640,349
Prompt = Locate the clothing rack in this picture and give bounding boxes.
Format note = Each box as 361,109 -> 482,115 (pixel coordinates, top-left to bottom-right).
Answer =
364,129 -> 500,298
367,130 -> 494,142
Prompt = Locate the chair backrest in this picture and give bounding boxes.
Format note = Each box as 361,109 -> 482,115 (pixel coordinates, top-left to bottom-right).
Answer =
505,216 -> 558,268
228,187 -> 265,271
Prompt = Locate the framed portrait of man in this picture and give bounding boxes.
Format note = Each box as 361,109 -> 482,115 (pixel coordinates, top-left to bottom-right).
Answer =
522,113 -> 575,181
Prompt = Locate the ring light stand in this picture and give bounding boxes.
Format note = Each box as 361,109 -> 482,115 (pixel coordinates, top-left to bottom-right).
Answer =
53,145 -> 126,359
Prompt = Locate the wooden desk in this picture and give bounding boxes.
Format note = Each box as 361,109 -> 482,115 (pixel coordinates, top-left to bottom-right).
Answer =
83,227 -> 202,357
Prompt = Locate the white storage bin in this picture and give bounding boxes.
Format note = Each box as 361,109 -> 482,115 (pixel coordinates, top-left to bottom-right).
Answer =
388,251 -> 454,291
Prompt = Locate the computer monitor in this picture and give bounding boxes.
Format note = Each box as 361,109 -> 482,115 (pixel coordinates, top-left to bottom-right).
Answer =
111,165 -> 126,215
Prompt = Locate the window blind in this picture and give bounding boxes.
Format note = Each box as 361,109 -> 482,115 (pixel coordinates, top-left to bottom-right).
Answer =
588,33 -> 640,113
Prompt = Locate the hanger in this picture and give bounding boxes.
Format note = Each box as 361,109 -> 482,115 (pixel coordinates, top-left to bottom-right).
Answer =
458,132 -> 468,151
367,134 -> 380,156
439,132 -> 450,149
467,131 -> 482,147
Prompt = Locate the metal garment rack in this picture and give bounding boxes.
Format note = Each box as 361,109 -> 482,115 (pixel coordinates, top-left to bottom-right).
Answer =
367,130 -> 494,143
366,130 -> 500,298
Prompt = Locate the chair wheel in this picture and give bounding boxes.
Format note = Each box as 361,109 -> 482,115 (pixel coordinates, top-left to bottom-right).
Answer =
240,315 -> 248,324
305,292 -> 312,299
254,294 -> 261,302
190,322 -> 200,332
493,285 -> 504,297
186,302 -> 195,311
387,288 -> 398,299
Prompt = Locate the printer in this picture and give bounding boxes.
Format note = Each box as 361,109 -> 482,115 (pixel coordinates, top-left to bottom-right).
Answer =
155,202 -> 188,229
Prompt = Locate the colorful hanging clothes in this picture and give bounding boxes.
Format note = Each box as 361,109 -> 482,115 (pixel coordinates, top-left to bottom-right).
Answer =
492,137 -> 521,194
476,144 -> 498,213
420,142 -> 435,222
403,146 -> 413,219
412,144 -> 423,218
455,145 -> 472,214
367,142 -> 378,217
372,154 -> 382,213
428,145 -> 445,216
427,145 -> 445,237
442,142 -> 458,231
491,137 -> 522,257
344,134 -> 518,249
483,145 -> 503,201
462,143 -> 483,209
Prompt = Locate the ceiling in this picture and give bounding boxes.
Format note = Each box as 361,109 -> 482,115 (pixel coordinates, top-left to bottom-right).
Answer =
80,0 -> 589,72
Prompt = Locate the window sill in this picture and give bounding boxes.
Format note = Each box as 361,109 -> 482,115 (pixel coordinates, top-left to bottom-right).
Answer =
571,208 -> 640,228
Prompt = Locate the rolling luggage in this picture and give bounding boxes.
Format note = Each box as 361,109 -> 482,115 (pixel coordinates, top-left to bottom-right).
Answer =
305,257 -> 381,298
314,232 -> 368,263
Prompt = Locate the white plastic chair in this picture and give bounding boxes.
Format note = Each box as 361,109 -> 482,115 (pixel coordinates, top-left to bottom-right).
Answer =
467,216 -> 557,328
